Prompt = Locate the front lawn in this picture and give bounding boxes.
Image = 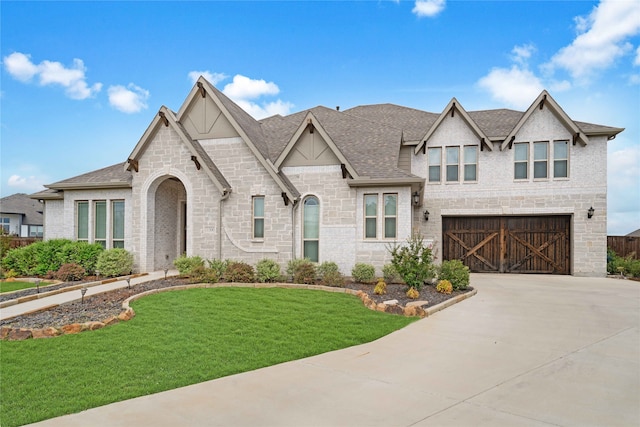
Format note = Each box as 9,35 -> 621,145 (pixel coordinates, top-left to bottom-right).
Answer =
0,287 -> 416,426
0,280 -> 54,294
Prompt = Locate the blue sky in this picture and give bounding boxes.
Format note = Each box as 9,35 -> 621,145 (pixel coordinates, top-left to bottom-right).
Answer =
1,0 -> 639,235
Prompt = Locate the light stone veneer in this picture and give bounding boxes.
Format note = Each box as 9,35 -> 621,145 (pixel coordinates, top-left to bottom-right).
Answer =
411,106 -> 608,276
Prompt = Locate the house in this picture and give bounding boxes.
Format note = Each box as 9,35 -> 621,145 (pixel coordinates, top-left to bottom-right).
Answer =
0,193 -> 44,237
32,77 -> 624,276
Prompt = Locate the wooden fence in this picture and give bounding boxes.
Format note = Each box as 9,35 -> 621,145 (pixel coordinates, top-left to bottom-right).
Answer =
6,237 -> 42,250
608,236 -> 640,259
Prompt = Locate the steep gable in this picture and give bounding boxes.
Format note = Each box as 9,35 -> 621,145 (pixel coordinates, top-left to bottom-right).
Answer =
178,83 -> 240,139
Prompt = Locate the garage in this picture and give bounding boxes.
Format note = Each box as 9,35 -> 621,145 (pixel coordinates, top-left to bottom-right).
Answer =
442,216 -> 571,274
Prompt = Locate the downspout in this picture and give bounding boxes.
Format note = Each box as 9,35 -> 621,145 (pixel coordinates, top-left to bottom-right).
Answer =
219,189 -> 231,260
291,199 -> 299,260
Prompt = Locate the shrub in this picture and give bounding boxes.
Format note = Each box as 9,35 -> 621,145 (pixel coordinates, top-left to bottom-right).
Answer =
225,261 -> 255,283
351,263 -> 375,283
388,233 -> 435,291
289,258 -> 316,284
319,270 -> 345,287
406,287 -> 420,299
382,263 -> 402,284
438,259 -> 470,290
256,259 -> 281,283
189,265 -> 219,284
54,263 -> 86,281
607,250 -> 640,278
316,261 -> 340,279
436,279 -> 453,294
95,249 -> 134,277
60,242 -> 103,274
173,255 -> 205,276
207,259 -> 229,281
374,278 -> 387,295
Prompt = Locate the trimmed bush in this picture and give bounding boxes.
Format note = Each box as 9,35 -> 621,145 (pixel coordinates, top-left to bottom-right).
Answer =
289,258 -> 316,284
60,242 -> 103,274
207,259 -> 229,281
351,263 -> 375,283
173,255 -> 205,276
607,249 -> 640,278
316,261 -> 340,279
389,233 -> 435,291
406,287 -> 420,299
319,270 -> 345,287
438,259 -> 470,291
256,259 -> 281,283
436,279 -> 453,294
54,263 -> 86,281
225,261 -> 255,283
189,265 -> 219,284
95,249 -> 134,277
382,263 -> 402,284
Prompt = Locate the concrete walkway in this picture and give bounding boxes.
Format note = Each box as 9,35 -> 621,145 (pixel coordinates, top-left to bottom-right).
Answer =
0,270 -> 178,321
27,274 -> 640,426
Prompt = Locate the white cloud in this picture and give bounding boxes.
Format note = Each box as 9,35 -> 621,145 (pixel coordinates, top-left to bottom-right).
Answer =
234,98 -> 295,119
412,0 -> 445,17
548,0 -> 640,80
2,52 -> 101,99
188,70 -> 228,86
108,84 -> 149,114
477,66 -> 544,109
222,74 -> 280,99
634,46 -> 640,66
7,175 -> 45,193
3,52 -> 38,82
511,44 -> 536,65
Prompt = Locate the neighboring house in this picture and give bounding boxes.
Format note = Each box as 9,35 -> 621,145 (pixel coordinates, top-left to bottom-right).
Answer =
627,229 -> 640,237
0,193 -> 44,237
32,77 -> 624,276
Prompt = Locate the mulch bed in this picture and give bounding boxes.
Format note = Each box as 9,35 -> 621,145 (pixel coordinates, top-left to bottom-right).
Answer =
0,277 -> 471,330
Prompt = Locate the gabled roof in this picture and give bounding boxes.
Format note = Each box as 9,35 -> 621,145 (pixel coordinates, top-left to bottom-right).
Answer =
415,98 -> 493,154
0,193 -> 44,225
47,162 -> 132,190
501,90 -> 588,151
175,77 -> 300,202
126,106 -> 231,195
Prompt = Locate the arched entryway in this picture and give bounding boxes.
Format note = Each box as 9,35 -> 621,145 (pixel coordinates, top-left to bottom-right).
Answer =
147,176 -> 187,270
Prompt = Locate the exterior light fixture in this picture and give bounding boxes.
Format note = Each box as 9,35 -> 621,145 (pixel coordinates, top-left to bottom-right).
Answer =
412,192 -> 420,206
587,206 -> 595,219
81,287 -> 88,304
95,270 -> 100,280
164,268 -> 169,279
423,210 -> 430,221
126,277 -> 131,289
35,279 -> 41,293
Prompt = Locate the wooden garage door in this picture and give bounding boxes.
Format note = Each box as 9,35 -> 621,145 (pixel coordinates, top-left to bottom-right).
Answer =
442,216 -> 570,274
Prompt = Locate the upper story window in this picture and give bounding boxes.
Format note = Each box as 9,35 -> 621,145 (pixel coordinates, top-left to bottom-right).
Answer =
428,147 -> 441,183
383,194 -> 397,239
463,146 -> 478,182
533,141 -> 548,179
446,147 -> 459,182
252,196 -> 265,239
364,194 -> 377,239
554,140 -> 569,178
514,142 -> 529,180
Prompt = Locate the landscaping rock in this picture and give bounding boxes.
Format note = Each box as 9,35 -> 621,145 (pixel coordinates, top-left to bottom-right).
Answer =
61,323 -> 82,334
383,299 -> 399,306
8,328 -> 32,340
32,327 -> 60,339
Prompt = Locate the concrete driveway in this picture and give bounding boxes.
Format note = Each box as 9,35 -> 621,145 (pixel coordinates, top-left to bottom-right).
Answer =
30,274 -> 639,427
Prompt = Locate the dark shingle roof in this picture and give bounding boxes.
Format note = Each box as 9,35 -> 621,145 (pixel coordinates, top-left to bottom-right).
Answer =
47,163 -> 132,189
0,193 -> 44,225
344,104 -> 439,142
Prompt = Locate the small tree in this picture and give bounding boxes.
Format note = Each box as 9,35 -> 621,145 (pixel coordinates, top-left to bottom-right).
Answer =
388,233 -> 435,291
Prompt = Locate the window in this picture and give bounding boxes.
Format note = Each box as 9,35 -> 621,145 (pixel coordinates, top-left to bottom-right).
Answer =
446,147 -> 459,182
463,146 -> 478,181
112,200 -> 125,248
428,147 -> 441,183
364,194 -> 377,239
252,196 -> 264,239
533,141 -> 548,179
554,140 -> 568,178
303,196 -> 319,262
29,225 -> 43,237
384,194 -> 397,239
94,201 -> 107,248
514,143 -> 529,180
77,202 -> 89,241
1,218 -> 9,234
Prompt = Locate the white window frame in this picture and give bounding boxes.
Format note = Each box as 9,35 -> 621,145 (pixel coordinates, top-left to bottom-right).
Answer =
446,146 -> 459,182
463,145 -> 478,182
383,193 -> 397,239
514,142 -> 529,180
364,194 -> 377,239
533,141 -> 549,180
553,140 -> 569,178
428,147 -> 442,183
252,196 -> 265,240
77,201 -> 89,242
112,200 -> 125,248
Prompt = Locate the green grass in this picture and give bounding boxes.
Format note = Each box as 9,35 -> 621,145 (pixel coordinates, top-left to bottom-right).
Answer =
0,280 -> 54,294
0,287 -> 416,426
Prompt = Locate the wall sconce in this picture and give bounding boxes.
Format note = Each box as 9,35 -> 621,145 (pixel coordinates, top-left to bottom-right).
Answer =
423,210 -> 430,221
412,191 -> 420,206
587,206 -> 595,219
